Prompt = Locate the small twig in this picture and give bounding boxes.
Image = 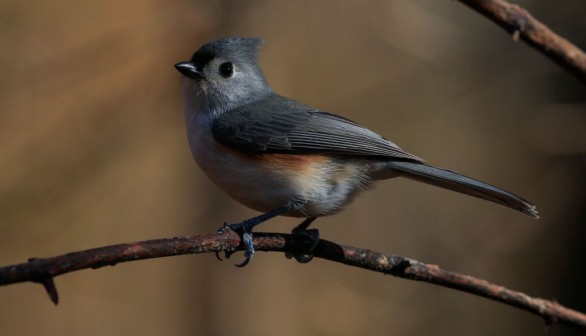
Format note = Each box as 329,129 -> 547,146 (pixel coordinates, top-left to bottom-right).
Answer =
457,0 -> 586,83
0,230 -> 585,330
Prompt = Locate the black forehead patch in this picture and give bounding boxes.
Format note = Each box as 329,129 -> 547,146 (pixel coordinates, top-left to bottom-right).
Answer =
190,50 -> 215,70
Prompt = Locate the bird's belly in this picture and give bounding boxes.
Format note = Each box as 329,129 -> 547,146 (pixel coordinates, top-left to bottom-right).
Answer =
191,135 -> 372,217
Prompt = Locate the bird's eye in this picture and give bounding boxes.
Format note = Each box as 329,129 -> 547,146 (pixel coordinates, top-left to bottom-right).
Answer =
219,62 -> 234,78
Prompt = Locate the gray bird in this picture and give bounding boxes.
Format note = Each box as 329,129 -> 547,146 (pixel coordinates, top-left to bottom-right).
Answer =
175,37 -> 538,266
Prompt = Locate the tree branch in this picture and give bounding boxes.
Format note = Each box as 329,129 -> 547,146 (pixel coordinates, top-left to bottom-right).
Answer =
1,229 -> 585,330
457,0 -> 586,83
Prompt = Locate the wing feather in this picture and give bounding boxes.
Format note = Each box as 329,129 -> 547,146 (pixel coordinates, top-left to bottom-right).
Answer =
211,94 -> 423,162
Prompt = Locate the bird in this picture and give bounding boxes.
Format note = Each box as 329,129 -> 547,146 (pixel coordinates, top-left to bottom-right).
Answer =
175,37 -> 538,266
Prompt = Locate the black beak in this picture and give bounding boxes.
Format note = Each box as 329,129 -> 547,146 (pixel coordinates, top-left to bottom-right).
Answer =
174,62 -> 203,79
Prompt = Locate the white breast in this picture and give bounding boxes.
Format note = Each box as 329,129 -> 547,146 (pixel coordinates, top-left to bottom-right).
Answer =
186,113 -> 376,218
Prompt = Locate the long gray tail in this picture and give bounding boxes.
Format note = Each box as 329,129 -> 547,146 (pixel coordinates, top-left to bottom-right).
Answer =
388,161 -> 538,218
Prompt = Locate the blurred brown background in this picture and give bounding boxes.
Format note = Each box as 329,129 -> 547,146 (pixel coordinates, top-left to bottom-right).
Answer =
1,1 -> 585,335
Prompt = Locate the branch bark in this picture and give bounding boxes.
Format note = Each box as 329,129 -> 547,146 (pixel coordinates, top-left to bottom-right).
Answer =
457,0 -> 586,83
1,229 -> 585,330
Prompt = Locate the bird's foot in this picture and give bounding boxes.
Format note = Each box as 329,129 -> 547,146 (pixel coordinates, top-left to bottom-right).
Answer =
213,207 -> 299,266
216,222 -> 255,267
285,219 -> 319,263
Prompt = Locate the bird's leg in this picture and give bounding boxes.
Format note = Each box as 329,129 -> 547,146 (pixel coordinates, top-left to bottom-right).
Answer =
285,217 -> 319,263
218,206 -> 289,267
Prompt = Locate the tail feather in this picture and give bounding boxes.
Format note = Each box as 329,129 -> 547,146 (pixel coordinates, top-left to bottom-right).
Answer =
388,161 -> 538,218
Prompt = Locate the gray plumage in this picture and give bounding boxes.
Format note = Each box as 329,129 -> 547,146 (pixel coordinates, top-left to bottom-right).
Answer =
211,93 -> 423,161
176,37 -> 538,220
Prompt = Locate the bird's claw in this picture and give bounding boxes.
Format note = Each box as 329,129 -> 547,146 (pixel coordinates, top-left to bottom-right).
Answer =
213,207 -> 290,266
234,231 -> 254,267
285,228 -> 320,263
215,223 -> 255,267
215,223 -> 231,261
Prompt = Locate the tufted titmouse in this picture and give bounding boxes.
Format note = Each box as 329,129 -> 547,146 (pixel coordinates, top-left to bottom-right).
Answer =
175,37 -> 538,266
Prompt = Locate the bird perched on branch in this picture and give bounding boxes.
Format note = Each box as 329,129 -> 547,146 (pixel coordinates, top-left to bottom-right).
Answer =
175,37 -> 538,266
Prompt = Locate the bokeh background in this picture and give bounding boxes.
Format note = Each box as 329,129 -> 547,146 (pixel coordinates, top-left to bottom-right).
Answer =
1,1 -> 585,335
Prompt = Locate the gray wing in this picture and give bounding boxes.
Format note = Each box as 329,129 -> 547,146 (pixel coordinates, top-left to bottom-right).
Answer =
211,94 -> 423,162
